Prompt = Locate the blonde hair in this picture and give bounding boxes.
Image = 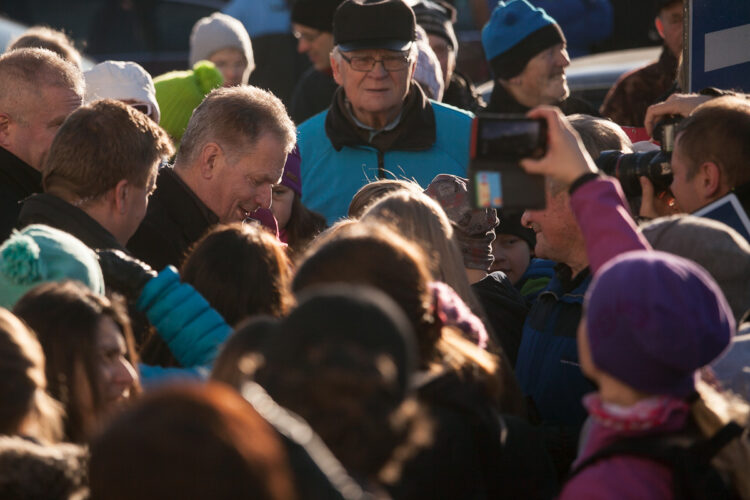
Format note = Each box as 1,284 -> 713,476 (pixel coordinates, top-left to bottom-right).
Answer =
692,379 -> 750,497
361,190 -> 486,317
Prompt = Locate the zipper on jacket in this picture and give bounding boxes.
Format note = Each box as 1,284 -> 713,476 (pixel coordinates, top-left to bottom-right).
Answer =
377,150 -> 385,179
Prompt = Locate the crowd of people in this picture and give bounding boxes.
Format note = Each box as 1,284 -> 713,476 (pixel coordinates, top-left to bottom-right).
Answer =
0,0 -> 749,498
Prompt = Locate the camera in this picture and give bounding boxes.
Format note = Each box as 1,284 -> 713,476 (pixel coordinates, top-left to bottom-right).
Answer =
469,114 -> 547,210
595,116 -> 681,198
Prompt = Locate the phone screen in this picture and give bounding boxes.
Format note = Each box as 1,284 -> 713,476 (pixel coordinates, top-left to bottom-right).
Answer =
475,116 -> 546,160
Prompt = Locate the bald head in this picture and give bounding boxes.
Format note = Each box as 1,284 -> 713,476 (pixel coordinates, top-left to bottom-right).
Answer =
0,48 -> 84,169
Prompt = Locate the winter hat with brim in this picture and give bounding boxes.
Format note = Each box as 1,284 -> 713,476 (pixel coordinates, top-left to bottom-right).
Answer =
481,0 -> 565,80
84,60 -> 161,123
334,0 -> 417,52
189,12 -> 254,71
292,0 -> 345,33
411,0 -> 458,51
264,284 -> 417,399
0,225 -> 105,308
154,61 -> 223,144
642,215 -> 750,325
424,174 -> 499,271
585,250 -> 734,399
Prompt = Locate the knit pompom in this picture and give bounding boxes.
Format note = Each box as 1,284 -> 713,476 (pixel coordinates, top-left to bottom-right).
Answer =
193,60 -> 223,94
0,233 -> 44,285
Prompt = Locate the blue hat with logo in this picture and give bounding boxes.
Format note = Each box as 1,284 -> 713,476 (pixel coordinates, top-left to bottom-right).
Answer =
481,0 -> 565,79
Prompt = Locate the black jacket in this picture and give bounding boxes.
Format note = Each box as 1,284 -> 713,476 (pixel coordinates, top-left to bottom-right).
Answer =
17,193 -> 124,251
0,147 -> 41,242
486,82 -> 598,116
471,271 -> 529,366
390,370 -> 558,499
127,166 -> 218,271
290,67 -> 339,125
443,71 -> 486,114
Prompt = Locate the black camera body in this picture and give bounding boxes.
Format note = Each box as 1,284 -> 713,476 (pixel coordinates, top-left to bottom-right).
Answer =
595,116 -> 681,198
468,114 -> 548,210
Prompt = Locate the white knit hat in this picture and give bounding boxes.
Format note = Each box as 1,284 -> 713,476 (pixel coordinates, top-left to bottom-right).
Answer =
84,60 -> 160,123
413,26 -> 444,101
189,12 -> 254,72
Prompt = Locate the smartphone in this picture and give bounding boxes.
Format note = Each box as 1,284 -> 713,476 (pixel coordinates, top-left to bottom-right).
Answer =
469,114 -> 547,210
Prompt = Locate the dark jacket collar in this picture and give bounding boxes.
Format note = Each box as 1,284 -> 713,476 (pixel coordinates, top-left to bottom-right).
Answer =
486,81 -> 598,116
0,146 -> 42,199
733,181 -> 750,217
17,193 -> 124,251
325,83 -> 436,152
154,166 -> 219,241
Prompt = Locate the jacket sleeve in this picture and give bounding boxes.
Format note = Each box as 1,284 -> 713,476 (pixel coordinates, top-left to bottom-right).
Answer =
136,266 -> 231,370
569,177 -> 651,275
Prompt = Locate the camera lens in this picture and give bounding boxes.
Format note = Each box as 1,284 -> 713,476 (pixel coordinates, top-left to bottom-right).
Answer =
595,150 -> 672,198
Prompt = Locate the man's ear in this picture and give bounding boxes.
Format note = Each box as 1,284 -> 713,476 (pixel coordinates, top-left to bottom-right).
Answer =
113,179 -> 129,214
331,54 -> 344,86
0,112 -> 13,148
698,161 -> 724,198
655,16 -> 665,40
198,142 -> 222,180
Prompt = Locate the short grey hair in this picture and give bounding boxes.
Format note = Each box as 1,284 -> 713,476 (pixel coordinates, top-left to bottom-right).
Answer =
176,85 -> 296,167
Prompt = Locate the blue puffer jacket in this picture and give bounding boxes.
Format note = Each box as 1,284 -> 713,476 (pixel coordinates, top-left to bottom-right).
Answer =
515,267 -> 594,428
298,86 -> 473,224
136,266 -> 232,385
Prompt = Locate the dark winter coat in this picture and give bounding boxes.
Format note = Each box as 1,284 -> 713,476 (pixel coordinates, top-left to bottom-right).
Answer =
17,193 -> 125,252
443,71 -> 486,114
290,67 -> 339,125
486,82 -> 598,116
0,146 -> 41,242
127,166 -> 218,271
600,47 -> 678,127
389,369 -> 558,499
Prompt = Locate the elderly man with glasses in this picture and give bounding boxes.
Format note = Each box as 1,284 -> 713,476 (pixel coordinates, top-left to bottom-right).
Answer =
296,0 -> 474,224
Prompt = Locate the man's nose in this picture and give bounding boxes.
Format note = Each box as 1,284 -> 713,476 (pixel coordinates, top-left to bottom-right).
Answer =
520,210 -> 533,228
557,48 -> 571,68
368,61 -> 389,78
257,184 -> 273,210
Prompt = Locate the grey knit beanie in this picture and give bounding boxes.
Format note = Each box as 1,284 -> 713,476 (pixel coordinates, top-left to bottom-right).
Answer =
189,12 -> 254,71
642,214 -> 750,324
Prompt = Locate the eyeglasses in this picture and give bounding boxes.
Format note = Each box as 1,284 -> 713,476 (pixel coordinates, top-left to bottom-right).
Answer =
129,102 -> 153,117
293,29 -> 323,43
339,52 -> 411,72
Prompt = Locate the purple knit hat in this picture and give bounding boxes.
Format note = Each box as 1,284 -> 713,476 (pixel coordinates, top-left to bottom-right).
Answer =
424,174 -> 499,271
281,146 -> 302,197
585,250 -> 734,398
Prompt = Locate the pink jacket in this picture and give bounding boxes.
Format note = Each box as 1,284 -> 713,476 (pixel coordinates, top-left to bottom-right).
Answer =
569,176 -> 651,275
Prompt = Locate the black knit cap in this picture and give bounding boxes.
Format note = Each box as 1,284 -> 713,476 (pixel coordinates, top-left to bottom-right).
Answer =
411,0 -> 458,51
334,0 -> 417,52
655,0 -> 682,15
291,0 -> 345,33
497,209 -> 536,250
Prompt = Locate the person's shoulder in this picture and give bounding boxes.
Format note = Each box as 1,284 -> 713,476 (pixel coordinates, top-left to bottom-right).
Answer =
431,100 -> 474,123
298,109 -> 329,132
562,454 -> 672,500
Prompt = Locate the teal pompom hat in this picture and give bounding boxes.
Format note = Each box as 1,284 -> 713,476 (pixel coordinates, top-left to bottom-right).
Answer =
0,225 -> 105,308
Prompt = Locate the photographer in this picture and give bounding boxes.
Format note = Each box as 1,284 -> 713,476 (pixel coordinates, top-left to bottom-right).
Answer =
641,94 -> 750,223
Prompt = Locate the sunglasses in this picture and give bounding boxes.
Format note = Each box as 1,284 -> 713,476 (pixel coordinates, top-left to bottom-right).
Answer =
129,102 -> 153,117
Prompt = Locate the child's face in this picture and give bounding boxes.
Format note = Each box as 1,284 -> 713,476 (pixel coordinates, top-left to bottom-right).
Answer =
271,185 -> 295,229
490,234 -> 532,285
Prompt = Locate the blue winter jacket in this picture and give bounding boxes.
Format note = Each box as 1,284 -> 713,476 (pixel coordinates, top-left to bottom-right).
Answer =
515,266 -> 594,428
297,86 -> 473,224
136,266 -> 232,385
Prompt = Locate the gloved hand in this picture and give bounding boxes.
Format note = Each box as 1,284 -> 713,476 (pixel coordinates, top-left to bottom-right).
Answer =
96,249 -> 157,300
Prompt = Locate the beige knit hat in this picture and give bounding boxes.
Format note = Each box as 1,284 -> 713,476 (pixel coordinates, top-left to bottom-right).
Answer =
189,12 -> 254,73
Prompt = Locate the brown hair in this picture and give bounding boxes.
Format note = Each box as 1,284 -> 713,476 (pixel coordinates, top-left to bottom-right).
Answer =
348,178 -> 424,219
0,308 -> 63,442
176,86 -> 296,167
676,96 -> 750,188
89,383 -> 295,500
284,195 -> 328,256
0,48 -> 83,121
210,316 -> 276,389
292,223 -> 524,414
13,281 -> 139,443
42,99 -> 174,202
181,223 -> 293,326
8,26 -> 82,69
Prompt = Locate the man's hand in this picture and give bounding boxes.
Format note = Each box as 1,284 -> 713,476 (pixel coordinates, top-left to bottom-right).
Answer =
638,177 -> 680,219
97,249 -> 157,300
644,93 -> 712,137
520,106 -> 598,187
